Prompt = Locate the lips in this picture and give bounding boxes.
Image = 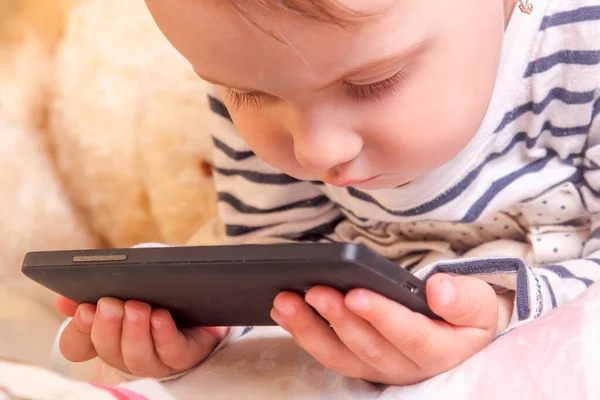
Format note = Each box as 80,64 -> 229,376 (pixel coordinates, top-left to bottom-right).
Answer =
327,175 -> 380,188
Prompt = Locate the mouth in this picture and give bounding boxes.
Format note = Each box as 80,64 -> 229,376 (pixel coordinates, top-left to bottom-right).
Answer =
326,175 -> 380,188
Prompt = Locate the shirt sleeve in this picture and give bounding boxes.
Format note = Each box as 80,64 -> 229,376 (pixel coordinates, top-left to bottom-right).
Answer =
415,95 -> 600,335
206,86 -> 344,245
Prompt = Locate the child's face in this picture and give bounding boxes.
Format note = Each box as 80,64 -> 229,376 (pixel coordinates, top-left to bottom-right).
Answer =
146,0 -> 513,190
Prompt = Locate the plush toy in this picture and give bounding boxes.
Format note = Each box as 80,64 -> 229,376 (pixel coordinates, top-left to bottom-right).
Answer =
0,0 -> 98,296
0,0 -> 95,367
0,0 -> 222,368
49,0 -> 221,249
1,0 -> 222,284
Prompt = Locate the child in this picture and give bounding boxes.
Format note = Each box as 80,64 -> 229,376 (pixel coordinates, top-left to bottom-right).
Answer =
57,0 -> 600,390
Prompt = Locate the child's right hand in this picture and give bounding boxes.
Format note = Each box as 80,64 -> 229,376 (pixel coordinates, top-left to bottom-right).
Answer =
56,296 -> 228,378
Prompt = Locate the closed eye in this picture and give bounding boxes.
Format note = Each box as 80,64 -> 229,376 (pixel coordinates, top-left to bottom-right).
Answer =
224,89 -> 266,110
224,70 -> 406,110
344,70 -> 406,102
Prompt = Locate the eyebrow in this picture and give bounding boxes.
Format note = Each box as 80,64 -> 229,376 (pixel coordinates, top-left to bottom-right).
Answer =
196,38 -> 425,90
339,39 -> 425,79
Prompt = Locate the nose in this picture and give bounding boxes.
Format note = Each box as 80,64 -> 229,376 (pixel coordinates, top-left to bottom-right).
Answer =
291,119 -> 363,173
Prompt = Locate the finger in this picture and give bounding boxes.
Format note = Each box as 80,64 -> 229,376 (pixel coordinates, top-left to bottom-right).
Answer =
426,274 -> 498,331
346,285 -> 493,373
496,291 -> 515,335
272,291 -> 371,379
59,304 -> 97,362
121,301 -> 170,377
91,297 -> 129,373
346,288 -> 447,364
151,309 -> 223,371
56,296 -> 79,317
305,287 -> 413,378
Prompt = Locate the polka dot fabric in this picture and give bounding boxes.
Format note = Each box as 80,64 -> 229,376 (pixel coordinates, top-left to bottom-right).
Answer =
335,181 -> 591,268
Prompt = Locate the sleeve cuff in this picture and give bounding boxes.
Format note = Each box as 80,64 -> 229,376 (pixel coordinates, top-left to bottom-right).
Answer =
416,257 -> 551,334
111,326 -> 249,382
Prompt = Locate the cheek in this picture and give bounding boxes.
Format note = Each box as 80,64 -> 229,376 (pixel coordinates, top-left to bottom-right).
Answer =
231,112 -> 286,159
366,88 -> 485,173
228,110 -> 309,176
370,114 -> 475,173
366,44 -> 497,172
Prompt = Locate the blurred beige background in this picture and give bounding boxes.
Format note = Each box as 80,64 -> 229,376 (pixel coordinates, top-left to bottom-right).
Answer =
0,0 -> 222,372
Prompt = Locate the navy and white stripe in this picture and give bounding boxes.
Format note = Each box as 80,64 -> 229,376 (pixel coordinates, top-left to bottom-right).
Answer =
206,0 -> 600,331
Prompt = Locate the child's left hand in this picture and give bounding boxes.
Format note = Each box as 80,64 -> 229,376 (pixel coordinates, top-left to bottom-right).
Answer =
270,273 -> 514,386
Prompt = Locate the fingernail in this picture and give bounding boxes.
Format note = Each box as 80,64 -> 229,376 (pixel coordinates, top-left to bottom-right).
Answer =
98,300 -> 121,320
79,308 -> 95,325
124,306 -> 140,323
275,301 -> 296,316
440,277 -> 456,307
349,291 -> 371,311
150,317 -> 162,329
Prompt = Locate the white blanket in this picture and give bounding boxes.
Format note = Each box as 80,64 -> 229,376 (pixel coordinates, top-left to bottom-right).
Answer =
3,283 -> 599,399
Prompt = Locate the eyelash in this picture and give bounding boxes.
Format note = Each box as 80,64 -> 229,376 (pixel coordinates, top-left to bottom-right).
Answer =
224,71 -> 406,110
224,90 -> 265,110
345,71 -> 406,102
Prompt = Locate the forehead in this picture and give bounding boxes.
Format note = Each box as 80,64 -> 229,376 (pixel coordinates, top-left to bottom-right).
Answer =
147,0 -> 426,90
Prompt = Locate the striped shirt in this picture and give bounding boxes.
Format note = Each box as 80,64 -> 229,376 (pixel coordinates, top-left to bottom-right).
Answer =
206,0 -> 600,332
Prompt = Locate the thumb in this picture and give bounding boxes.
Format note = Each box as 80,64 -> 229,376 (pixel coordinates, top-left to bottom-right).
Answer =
426,273 -> 498,331
59,305 -> 98,362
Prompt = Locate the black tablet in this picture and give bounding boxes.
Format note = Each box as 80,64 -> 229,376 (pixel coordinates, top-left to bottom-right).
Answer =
21,243 -> 438,327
